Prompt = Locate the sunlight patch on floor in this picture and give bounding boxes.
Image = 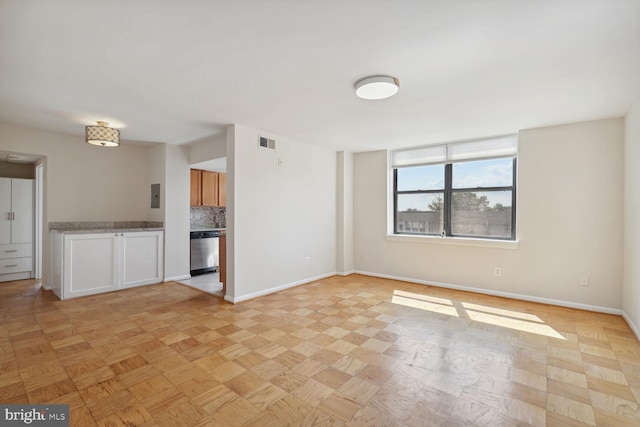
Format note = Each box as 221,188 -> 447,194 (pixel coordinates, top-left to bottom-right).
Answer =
391,289 -> 565,340
391,293 -> 459,317
461,302 -> 544,323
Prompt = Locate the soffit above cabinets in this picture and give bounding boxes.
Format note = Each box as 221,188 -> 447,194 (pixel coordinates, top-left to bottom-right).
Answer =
191,157 -> 226,173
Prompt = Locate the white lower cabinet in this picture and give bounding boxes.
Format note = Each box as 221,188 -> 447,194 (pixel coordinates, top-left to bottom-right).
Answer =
121,232 -> 164,289
0,243 -> 33,279
51,231 -> 163,300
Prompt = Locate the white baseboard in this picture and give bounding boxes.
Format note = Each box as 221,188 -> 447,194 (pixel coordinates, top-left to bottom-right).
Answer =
622,311 -> 640,341
336,270 -> 356,277
354,270 -> 623,316
164,274 -> 191,282
225,272 -> 337,304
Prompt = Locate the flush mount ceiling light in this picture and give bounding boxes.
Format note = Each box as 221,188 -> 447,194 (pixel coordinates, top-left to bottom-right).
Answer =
355,75 -> 400,100
85,121 -> 120,147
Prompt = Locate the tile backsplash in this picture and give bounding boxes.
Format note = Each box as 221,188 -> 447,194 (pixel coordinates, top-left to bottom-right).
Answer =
190,206 -> 226,228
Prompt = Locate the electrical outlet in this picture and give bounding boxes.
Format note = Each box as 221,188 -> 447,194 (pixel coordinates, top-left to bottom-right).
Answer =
305,257 -> 310,265
494,267 -> 502,276
360,254 -> 365,261
580,275 -> 589,286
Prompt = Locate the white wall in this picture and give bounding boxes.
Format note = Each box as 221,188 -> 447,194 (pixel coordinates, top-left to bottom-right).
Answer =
225,126 -> 236,298
162,144 -> 191,281
336,151 -> 354,274
147,145 -> 166,224
0,161 -> 35,179
0,124 -> 151,222
624,102 -> 640,336
0,123 -> 154,287
354,118 -> 624,311
226,124 -> 337,301
189,133 -> 226,164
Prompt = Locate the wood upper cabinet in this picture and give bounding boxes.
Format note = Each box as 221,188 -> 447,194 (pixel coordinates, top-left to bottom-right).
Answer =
190,169 -> 226,207
190,169 -> 202,206
201,171 -> 219,206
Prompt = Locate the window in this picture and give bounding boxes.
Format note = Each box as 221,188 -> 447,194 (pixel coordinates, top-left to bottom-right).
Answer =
392,136 -> 517,240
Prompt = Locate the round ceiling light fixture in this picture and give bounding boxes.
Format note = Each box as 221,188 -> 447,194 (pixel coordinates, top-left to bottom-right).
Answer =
85,121 -> 120,147
354,75 -> 399,100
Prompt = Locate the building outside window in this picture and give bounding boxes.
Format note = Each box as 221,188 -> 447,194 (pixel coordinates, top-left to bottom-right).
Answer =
392,135 -> 517,240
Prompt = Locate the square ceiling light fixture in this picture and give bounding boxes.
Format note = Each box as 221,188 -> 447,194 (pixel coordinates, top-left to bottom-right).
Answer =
85,121 -> 120,147
355,75 -> 399,100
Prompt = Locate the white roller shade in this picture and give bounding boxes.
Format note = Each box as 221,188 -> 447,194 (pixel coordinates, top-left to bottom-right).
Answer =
391,144 -> 446,167
448,135 -> 517,162
392,134 -> 517,168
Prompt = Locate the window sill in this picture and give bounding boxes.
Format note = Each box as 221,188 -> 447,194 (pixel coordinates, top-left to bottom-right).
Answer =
385,234 -> 519,249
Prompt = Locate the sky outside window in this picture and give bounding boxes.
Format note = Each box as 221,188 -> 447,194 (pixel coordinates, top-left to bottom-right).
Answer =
396,164 -> 444,191
452,158 -> 513,188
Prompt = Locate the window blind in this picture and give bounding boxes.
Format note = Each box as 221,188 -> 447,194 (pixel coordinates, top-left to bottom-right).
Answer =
391,134 -> 517,168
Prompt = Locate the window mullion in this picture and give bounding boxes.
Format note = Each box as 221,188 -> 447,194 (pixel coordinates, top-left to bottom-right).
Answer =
444,164 -> 452,236
450,186 -> 513,193
393,169 -> 398,233
511,158 -> 517,240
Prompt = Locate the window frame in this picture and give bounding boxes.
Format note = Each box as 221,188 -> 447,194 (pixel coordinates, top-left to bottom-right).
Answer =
393,157 -> 517,241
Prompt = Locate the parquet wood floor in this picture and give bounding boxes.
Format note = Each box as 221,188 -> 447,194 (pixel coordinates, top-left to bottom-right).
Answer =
1,275 -> 639,426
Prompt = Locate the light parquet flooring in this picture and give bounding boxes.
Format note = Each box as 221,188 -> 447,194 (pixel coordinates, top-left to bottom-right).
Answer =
1,275 -> 640,426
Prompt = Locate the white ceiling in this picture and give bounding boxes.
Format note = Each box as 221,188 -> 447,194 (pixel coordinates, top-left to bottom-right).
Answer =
1,1 -> 638,153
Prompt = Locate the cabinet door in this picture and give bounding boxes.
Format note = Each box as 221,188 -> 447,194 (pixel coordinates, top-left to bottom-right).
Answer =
10,179 -> 33,244
190,169 -> 202,206
201,171 -> 219,206
218,173 -> 226,207
120,231 -> 164,289
0,178 -> 11,245
64,234 -> 119,299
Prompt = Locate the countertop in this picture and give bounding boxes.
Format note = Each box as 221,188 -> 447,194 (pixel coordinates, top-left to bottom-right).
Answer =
190,225 -> 226,233
49,221 -> 164,234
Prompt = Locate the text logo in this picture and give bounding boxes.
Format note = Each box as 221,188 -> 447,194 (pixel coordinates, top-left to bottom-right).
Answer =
1,405 -> 69,426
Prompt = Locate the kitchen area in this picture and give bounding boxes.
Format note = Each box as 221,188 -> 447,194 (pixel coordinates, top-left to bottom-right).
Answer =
181,158 -> 227,297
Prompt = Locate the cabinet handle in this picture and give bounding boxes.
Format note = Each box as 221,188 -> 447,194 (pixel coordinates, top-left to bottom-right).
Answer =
4,250 -> 18,253
11,212 -> 15,220
4,264 -> 18,268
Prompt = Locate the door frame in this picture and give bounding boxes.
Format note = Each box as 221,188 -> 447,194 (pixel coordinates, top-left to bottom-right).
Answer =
35,162 -> 43,279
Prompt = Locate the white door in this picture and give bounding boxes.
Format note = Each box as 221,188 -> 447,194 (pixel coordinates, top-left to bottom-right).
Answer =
120,231 -> 163,289
0,178 -> 11,245
11,179 -> 33,244
64,233 -> 119,298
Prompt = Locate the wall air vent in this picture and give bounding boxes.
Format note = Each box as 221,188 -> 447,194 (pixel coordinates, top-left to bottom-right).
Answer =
259,136 -> 276,149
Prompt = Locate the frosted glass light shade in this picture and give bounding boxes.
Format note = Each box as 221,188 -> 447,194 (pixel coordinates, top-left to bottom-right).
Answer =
355,76 -> 399,100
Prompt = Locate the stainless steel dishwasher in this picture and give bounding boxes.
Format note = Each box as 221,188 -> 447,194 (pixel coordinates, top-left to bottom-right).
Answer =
190,230 -> 219,275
